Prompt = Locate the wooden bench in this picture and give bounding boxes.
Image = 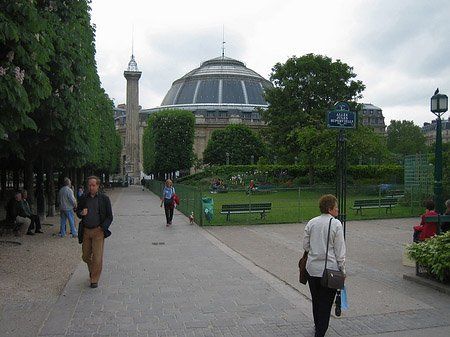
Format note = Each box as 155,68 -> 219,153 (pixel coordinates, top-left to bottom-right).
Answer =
351,198 -> 397,215
246,185 -> 274,195
423,215 -> 450,234
0,219 -> 18,236
387,190 -> 404,198
221,203 -> 272,221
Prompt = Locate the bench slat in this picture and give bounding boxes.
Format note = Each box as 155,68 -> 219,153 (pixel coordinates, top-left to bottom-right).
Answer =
424,215 -> 450,222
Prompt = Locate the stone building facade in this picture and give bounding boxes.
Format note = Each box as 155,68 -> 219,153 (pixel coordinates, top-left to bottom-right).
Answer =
358,103 -> 386,134
422,117 -> 450,146
115,55 -> 272,178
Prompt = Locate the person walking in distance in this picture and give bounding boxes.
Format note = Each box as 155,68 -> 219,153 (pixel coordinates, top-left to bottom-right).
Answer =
160,179 -> 175,226
58,177 -> 78,238
76,176 -> 113,288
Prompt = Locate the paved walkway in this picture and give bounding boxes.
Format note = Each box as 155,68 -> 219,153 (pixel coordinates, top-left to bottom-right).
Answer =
38,186 -> 450,337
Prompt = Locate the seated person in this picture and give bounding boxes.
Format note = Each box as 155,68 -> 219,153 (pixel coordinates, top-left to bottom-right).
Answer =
249,180 -> 256,190
21,189 -> 43,234
6,191 -> 31,236
413,200 -> 438,242
211,179 -> 220,191
443,199 -> 450,233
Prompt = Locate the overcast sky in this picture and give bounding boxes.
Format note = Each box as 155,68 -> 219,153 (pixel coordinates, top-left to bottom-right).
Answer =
90,0 -> 450,127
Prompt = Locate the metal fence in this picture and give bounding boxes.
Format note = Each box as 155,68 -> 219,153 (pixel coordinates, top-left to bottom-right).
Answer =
146,180 -> 203,225
145,181 -> 434,226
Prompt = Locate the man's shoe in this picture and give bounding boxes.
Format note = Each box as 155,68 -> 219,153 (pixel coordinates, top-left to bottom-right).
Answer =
90,283 -> 98,288
35,230 -> 44,234
72,234 -> 78,238
26,231 -> 35,235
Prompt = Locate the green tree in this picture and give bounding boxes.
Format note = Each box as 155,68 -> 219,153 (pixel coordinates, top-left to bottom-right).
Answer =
203,124 -> 267,165
347,124 -> 391,165
20,0 -> 109,204
143,109 -> 195,177
289,124 -> 390,183
262,54 -> 366,181
386,120 -> 428,157
1,1 -> 120,206
0,0 -> 53,154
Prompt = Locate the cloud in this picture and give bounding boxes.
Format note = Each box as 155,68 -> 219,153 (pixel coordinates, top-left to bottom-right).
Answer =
91,0 -> 450,126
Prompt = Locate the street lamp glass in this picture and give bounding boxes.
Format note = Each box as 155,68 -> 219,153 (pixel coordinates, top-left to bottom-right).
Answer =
431,93 -> 448,114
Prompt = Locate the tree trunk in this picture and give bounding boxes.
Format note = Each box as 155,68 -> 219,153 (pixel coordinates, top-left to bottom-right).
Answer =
35,159 -> 46,219
1,168 -> 6,200
24,158 -> 35,208
46,161 -> 56,217
308,161 -> 314,185
13,169 -> 20,191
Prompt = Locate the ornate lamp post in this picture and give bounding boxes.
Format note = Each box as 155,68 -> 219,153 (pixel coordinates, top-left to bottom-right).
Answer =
430,88 -> 448,220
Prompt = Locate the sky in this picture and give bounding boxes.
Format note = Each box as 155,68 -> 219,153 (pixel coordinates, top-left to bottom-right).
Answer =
90,0 -> 450,127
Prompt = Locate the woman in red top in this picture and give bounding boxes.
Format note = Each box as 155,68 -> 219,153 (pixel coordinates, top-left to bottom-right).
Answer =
415,200 -> 439,241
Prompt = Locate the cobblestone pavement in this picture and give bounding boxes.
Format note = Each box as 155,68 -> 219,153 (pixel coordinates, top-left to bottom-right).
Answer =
38,186 -> 450,337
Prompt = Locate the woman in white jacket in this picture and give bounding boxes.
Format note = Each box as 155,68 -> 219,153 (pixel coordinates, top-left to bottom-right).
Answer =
303,194 -> 346,337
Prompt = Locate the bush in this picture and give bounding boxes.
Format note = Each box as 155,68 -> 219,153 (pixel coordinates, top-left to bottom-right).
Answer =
178,164 -> 404,187
407,231 -> 450,282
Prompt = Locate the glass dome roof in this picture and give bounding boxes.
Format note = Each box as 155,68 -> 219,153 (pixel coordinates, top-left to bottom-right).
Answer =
161,56 -> 272,107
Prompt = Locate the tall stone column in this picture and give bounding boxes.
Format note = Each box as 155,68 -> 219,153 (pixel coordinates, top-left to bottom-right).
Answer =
124,55 -> 142,184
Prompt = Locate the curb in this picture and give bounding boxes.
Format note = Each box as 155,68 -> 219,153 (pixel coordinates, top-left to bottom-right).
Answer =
403,273 -> 450,295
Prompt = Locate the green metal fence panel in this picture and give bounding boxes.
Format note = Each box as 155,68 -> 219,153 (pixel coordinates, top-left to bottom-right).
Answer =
146,180 -> 203,225
146,180 -> 427,226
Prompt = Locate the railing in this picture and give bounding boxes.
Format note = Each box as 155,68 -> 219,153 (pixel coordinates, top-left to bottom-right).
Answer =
146,182 -> 433,226
146,180 -> 203,225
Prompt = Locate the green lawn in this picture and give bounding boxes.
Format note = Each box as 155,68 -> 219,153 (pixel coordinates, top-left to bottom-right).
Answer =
201,187 -> 424,226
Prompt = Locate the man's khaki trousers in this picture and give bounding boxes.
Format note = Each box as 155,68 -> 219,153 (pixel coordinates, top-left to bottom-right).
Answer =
82,226 -> 105,284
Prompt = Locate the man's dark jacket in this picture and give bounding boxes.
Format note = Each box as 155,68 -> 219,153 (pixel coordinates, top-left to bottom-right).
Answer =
76,192 -> 113,244
6,198 -> 27,221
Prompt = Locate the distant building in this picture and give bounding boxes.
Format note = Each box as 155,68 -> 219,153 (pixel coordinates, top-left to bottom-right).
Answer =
421,117 -> 450,146
114,55 -> 272,178
358,103 -> 386,135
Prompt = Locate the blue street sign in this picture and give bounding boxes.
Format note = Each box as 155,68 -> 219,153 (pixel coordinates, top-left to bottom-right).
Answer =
326,102 -> 357,129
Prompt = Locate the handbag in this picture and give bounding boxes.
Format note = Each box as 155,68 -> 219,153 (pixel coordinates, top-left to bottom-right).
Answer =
320,218 -> 345,289
298,250 -> 308,285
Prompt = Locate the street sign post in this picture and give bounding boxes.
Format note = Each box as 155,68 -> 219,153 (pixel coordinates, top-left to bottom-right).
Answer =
326,102 -> 358,239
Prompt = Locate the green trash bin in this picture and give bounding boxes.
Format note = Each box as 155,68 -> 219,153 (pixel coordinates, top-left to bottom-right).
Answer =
202,197 -> 214,223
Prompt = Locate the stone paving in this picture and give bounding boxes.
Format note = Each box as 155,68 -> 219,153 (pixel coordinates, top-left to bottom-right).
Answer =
38,186 -> 450,337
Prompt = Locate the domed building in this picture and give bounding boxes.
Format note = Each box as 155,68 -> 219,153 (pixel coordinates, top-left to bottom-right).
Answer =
114,55 -> 272,179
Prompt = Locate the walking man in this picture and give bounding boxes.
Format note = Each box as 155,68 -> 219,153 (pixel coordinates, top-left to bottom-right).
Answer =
76,176 -> 113,288
58,177 -> 78,237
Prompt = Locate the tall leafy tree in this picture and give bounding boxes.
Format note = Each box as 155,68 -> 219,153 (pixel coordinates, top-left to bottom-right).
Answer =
0,0 -> 53,155
18,0 -> 102,203
1,1 -> 120,206
143,109 -> 195,177
203,124 -> 266,165
262,54 -> 365,161
261,54 -> 366,182
387,120 -> 428,157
